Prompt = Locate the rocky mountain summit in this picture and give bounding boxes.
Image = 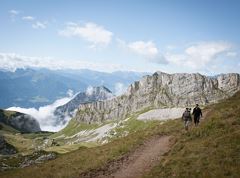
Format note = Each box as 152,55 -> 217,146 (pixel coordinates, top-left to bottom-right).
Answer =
0,109 -> 41,132
53,86 -> 114,125
74,72 -> 240,123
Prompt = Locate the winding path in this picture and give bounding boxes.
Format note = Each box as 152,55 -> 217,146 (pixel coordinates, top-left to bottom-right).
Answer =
80,110 -> 210,178
81,135 -> 171,178
110,136 -> 171,178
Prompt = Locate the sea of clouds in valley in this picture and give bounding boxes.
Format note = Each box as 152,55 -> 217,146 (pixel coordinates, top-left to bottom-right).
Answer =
7,90 -> 75,132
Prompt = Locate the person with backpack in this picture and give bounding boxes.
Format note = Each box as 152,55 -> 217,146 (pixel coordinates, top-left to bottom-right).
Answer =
192,104 -> 202,126
182,108 -> 192,131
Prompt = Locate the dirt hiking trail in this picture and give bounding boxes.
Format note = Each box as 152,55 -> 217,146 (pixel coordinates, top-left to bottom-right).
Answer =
110,136 -> 171,178
81,135 -> 171,178
80,110 -> 210,178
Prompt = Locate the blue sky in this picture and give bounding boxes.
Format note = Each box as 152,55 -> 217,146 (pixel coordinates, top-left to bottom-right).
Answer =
0,0 -> 240,74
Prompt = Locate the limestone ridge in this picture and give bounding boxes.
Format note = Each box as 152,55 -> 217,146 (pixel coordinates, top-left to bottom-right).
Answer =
53,86 -> 114,125
74,72 -> 240,123
0,109 -> 41,133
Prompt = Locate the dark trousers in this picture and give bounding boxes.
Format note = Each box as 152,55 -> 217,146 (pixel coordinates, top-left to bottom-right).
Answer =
194,116 -> 200,125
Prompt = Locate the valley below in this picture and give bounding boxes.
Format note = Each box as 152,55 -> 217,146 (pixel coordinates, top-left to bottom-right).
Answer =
1,71 -> 240,178
1,1 -> 240,177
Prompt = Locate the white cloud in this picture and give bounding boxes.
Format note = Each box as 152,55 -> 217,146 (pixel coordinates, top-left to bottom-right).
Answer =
0,52 -> 126,72
9,9 -> 20,21
9,9 -> 19,15
7,93 -> 74,132
166,45 -> 176,50
119,39 -> 167,64
32,21 -> 46,29
86,86 -> 94,96
128,41 -> 238,74
165,42 -> 233,69
67,89 -> 74,97
114,82 -> 127,96
22,16 -> 35,21
185,42 -> 231,64
59,22 -> 113,47
128,41 -> 158,58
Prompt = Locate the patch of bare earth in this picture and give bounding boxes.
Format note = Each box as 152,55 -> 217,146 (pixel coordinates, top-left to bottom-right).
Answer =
80,135 -> 171,178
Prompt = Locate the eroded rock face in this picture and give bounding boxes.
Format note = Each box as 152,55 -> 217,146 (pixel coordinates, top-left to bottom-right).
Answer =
53,86 -> 114,125
74,72 -> 240,123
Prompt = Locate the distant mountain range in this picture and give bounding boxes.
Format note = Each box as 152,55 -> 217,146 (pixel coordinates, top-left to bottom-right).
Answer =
0,68 -> 148,108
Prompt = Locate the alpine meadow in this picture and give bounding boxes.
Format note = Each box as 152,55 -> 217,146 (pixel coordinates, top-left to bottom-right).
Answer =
1,1 -> 240,178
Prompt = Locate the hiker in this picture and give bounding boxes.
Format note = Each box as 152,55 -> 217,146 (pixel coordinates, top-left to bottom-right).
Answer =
192,104 -> 202,126
182,108 -> 192,130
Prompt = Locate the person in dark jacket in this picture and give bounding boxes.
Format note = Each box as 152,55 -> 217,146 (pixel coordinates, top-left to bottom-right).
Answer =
192,104 -> 202,126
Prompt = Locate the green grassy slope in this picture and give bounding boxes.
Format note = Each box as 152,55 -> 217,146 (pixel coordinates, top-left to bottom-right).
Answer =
0,109 -> 19,132
0,131 -> 53,155
0,122 -> 19,133
51,119 -> 100,139
1,119 -> 53,155
1,92 -> 240,178
47,107 -> 158,154
145,92 -> 240,178
1,108 -> 53,155
51,106 -> 154,141
0,109 -> 21,122
1,118 -> 179,178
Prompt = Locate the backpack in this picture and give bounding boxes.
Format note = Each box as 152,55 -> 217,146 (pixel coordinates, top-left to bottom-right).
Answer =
183,111 -> 191,121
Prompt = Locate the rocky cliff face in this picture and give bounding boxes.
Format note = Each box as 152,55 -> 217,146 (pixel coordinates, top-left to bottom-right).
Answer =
74,72 -> 240,123
0,109 -> 41,132
53,86 -> 114,125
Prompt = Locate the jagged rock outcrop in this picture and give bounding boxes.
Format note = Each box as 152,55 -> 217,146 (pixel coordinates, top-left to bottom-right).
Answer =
0,109 -> 41,132
53,86 -> 114,125
74,72 -> 240,123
